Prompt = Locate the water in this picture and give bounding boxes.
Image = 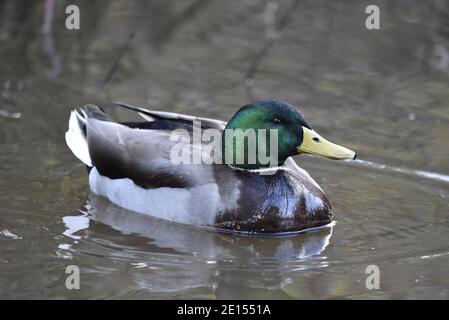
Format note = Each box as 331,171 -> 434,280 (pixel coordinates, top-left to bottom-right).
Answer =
1,0 -> 449,299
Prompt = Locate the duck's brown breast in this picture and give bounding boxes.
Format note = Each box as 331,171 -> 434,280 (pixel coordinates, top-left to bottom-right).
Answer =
213,168 -> 333,234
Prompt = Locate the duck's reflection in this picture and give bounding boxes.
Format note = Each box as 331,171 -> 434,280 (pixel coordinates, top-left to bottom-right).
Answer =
84,194 -> 333,259
62,193 -> 334,298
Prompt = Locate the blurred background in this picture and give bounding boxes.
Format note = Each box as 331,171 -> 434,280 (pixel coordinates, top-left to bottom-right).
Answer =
0,0 -> 448,299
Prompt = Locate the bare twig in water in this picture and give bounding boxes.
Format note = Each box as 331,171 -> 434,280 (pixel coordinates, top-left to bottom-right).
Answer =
245,0 -> 301,99
101,23 -> 140,88
41,0 -> 55,35
41,0 -> 62,79
101,0 -> 209,89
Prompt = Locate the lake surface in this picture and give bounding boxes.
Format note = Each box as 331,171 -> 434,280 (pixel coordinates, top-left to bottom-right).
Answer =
1,0 -> 448,299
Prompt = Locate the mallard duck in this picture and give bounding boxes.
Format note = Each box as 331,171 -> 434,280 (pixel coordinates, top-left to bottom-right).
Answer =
66,100 -> 355,235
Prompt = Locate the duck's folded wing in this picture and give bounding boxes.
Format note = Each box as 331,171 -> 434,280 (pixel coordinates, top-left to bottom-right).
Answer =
86,118 -> 217,189
112,101 -> 227,131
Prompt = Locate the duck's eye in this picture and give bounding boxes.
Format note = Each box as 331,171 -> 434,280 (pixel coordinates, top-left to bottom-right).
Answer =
272,118 -> 281,124
313,137 -> 320,142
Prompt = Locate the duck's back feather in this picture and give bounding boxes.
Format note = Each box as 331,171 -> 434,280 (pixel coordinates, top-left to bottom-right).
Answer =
113,101 -> 226,130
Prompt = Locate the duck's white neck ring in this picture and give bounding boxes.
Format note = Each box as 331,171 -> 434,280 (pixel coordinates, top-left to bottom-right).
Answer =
227,164 -> 287,174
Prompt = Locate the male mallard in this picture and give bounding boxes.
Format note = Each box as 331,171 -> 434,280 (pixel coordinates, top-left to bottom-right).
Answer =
66,100 -> 355,235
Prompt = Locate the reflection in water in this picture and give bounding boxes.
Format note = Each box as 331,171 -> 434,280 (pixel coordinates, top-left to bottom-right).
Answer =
60,194 -> 333,297
41,0 -> 61,79
62,214 -> 90,240
1,229 -> 22,240
85,194 -> 333,260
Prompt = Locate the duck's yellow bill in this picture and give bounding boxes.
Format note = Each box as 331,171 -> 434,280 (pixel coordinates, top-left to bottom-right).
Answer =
297,127 -> 356,160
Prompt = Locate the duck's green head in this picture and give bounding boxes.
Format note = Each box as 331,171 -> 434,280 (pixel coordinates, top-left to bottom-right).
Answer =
222,100 -> 355,169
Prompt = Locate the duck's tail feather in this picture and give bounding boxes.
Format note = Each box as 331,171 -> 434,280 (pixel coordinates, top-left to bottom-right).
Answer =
65,104 -> 110,167
65,109 -> 92,167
